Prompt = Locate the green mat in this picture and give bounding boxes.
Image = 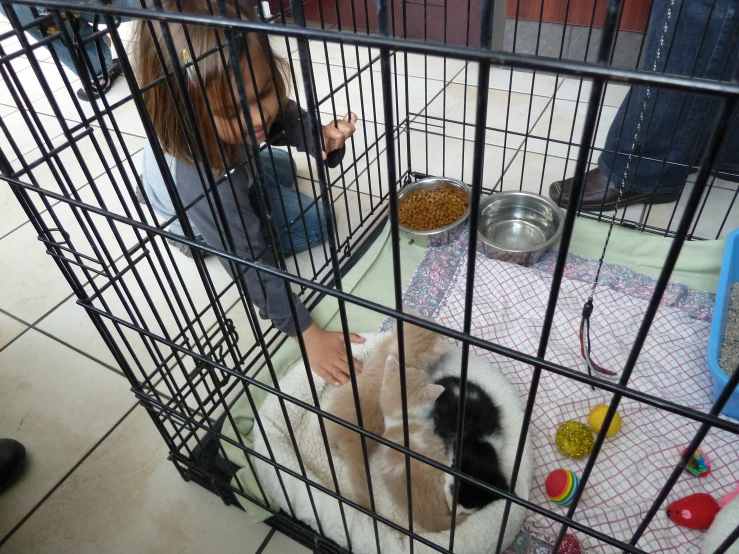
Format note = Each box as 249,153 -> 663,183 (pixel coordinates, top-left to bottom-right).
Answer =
569,218 -> 724,294
219,217 -> 724,522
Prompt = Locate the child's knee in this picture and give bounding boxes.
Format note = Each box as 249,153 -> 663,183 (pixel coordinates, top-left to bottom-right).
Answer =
260,148 -> 296,188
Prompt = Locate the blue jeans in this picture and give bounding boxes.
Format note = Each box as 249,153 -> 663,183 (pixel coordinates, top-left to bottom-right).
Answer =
0,2 -> 128,79
147,148 -> 327,255
250,148 -> 328,255
598,0 -> 739,194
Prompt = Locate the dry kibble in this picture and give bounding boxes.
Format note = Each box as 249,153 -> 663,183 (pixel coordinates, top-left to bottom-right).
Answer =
398,188 -> 469,231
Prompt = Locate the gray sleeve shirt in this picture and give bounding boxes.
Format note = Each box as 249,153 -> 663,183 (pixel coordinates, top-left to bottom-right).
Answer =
142,100 -> 344,337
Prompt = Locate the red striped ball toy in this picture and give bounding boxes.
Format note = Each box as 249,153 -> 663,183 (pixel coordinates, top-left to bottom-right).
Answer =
546,469 -> 579,506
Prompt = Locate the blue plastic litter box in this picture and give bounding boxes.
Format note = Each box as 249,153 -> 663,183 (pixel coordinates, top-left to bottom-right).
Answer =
708,228 -> 739,419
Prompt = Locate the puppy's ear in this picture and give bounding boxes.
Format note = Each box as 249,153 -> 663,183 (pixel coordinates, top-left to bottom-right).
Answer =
421,384 -> 445,404
385,355 -> 400,371
381,355 -> 400,394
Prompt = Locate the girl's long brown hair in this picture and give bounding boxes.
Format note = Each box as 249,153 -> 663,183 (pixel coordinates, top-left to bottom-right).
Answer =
134,0 -> 289,174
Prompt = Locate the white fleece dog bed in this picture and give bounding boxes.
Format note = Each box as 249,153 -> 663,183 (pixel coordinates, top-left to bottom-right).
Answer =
702,496 -> 739,554
252,331 -> 532,554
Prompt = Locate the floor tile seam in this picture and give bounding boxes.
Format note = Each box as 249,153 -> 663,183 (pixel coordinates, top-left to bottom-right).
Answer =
0,403 -> 139,549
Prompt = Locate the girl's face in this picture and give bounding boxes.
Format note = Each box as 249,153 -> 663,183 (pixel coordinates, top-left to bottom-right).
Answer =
210,53 -> 279,146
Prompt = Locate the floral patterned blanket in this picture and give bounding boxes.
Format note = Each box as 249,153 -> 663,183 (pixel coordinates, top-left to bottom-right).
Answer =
381,228 -> 713,332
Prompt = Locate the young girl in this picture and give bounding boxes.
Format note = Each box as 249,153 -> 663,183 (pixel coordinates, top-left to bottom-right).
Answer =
135,0 -> 364,386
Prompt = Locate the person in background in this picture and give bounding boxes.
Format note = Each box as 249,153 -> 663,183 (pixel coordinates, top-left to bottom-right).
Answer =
549,0 -> 739,211
0,2 -> 130,101
0,439 -> 26,492
136,0 -> 364,387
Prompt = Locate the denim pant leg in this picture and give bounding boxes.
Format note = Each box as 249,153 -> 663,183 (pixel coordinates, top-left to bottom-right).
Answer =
76,12 -> 113,77
255,148 -> 328,255
76,0 -> 133,66
598,0 -> 739,194
0,4 -> 111,78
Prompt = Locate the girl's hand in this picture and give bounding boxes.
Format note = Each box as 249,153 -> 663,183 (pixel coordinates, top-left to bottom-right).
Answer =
301,323 -> 365,386
321,112 -> 358,160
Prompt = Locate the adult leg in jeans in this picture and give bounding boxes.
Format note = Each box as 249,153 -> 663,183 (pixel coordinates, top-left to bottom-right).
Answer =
0,3 -> 124,101
550,0 -> 739,210
252,148 -> 328,257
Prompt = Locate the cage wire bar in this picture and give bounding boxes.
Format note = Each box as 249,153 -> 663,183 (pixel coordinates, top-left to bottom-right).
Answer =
0,0 -> 739,552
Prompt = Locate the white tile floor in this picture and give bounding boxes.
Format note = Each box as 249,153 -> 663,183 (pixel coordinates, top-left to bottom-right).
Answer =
0,15 -> 737,554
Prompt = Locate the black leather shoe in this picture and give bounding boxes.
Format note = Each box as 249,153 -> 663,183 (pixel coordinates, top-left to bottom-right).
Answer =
549,168 -> 681,210
0,439 -> 27,492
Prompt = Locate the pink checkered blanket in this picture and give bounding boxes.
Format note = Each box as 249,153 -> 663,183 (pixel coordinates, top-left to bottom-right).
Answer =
387,230 -> 736,553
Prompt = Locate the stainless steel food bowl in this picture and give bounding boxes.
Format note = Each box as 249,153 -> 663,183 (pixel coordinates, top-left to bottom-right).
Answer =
395,177 -> 471,247
477,191 -> 564,266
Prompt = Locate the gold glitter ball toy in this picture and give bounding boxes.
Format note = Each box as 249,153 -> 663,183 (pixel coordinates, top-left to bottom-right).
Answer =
556,421 -> 594,459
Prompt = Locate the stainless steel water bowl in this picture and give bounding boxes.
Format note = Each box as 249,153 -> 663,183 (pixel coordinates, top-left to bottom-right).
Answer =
395,178 -> 471,247
478,191 -> 564,266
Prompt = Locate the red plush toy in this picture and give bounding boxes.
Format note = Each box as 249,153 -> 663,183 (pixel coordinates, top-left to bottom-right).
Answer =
666,493 -> 721,530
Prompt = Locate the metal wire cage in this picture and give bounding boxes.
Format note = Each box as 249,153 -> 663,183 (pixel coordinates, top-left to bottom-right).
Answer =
1,0 -> 739,552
